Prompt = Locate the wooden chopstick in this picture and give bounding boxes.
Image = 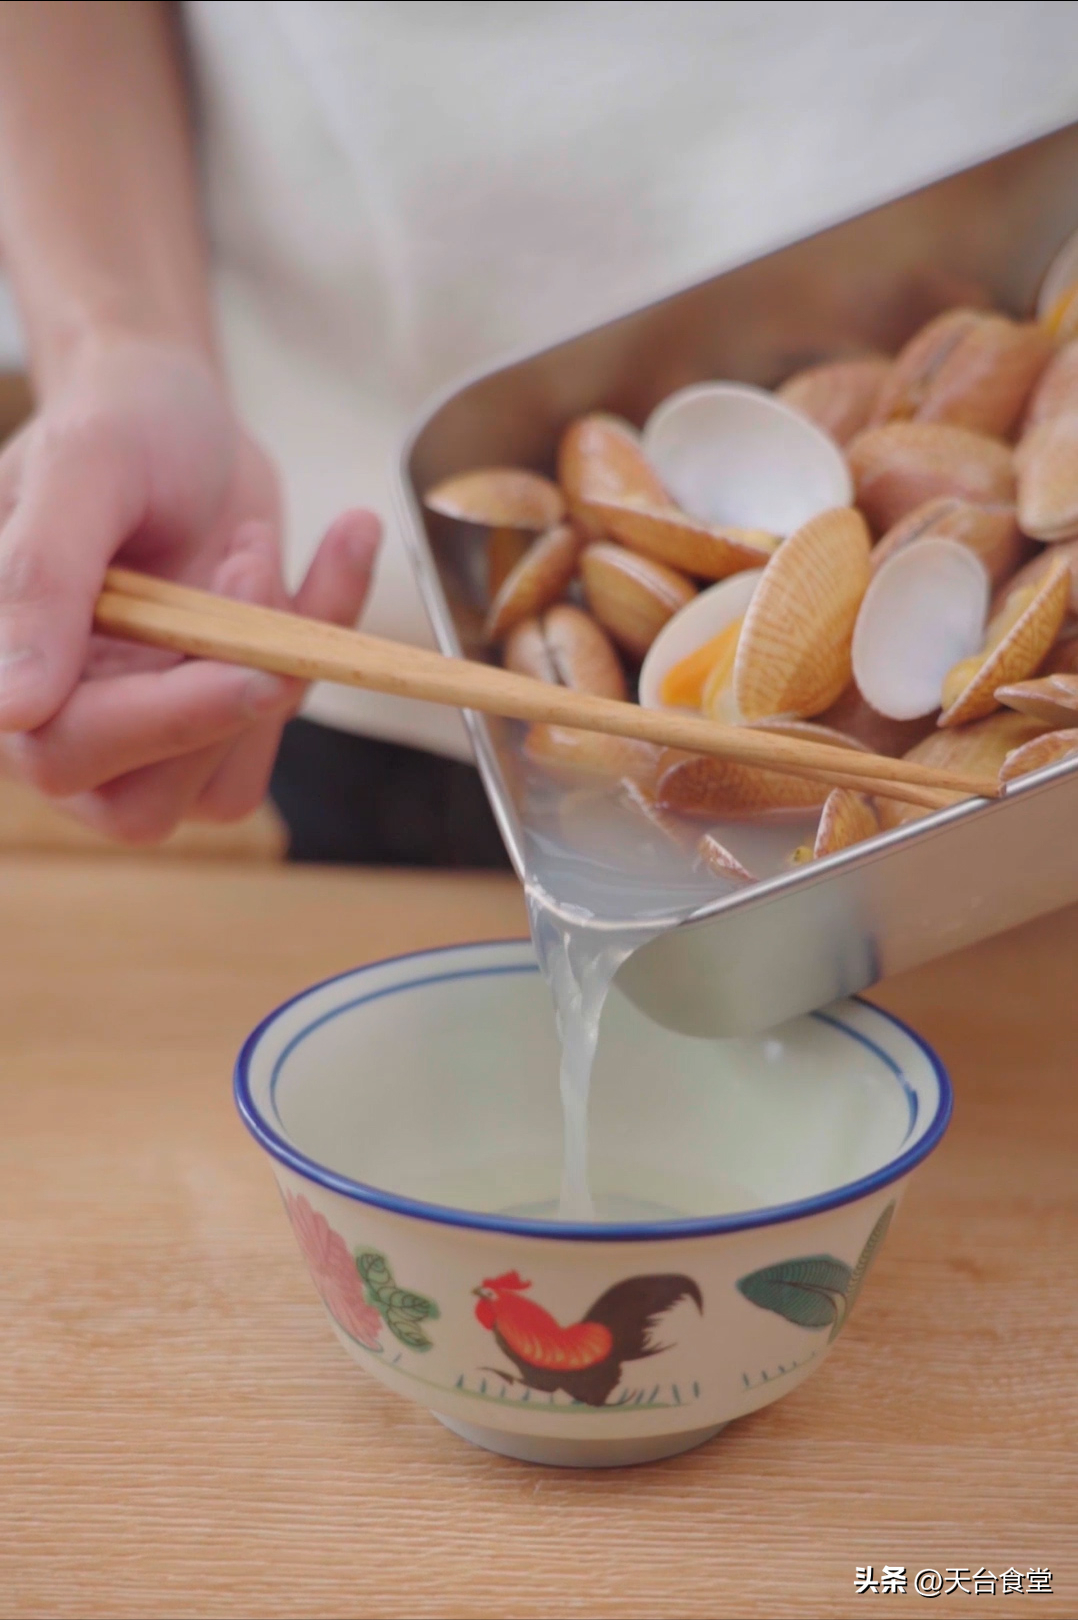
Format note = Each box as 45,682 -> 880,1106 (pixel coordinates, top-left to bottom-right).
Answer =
95,568 -> 997,810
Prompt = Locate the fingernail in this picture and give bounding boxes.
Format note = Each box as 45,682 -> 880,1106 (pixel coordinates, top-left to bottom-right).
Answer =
242,670 -> 289,716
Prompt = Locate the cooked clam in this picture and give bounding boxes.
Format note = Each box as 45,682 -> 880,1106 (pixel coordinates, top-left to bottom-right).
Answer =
876,711 -> 1048,830
638,568 -> 764,713
852,537 -> 989,720
696,832 -> 756,884
504,604 -> 627,699
869,496 -> 1027,589
557,413 -> 669,538
580,542 -> 695,660
642,382 -> 852,536
846,421 -> 1015,534
990,536 -> 1078,619
871,308 -> 1052,438
1016,413 -> 1078,542
999,727 -> 1078,785
484,523 -> 581,642
1021,338 -> 1078,432
812,789 -> 881,858
655,720 -> 868,819
425,467 -> 566,530
776,355 -> 892,446
994,671 -> 1078,728
583,499 -> 776,580
938,561 -> 1070,728
733,507 -> 872,720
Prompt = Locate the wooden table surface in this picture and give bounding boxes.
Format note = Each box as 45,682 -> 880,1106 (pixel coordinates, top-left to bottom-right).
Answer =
2,856 -> 1075,1620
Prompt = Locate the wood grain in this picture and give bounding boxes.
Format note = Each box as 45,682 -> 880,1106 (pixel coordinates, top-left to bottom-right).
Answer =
1,857 -> 1075,1619
95,568 -> 993,808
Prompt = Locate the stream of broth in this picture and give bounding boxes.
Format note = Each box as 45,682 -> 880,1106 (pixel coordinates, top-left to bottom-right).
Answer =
514,752 -> 815,1220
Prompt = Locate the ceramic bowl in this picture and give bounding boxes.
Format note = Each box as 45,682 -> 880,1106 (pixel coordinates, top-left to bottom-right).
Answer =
235,940 -> 951,1468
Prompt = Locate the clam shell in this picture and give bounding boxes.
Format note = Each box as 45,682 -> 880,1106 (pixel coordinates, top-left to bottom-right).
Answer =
817,682 -> 938,757
990,536 -> 1078,619
1043,284 -> 1078,344
994,671 -> 1078,728
813,789 -> 880,858
583,499 -> 776,580
696,833 -> 756,884
484,523 -> 581,642
655,720 -> 867,820
504,605 -> 627,699
580,542 -> 695,660
1036,226 -> 1078,328
523,723 -> 661,785
846,422 -> 1016,534
877,712 -> 1048,830
488,527 -> 532,597
852,537 -> 989,720
1021,339 -> 1078,433
425,468 -> 565,530
619,776 -> 695,849
1016,413 -> 1078,542
776,355 -> 892,446
733,507 -> 872,720
938,562 -> 1071,727
872,309 -> 1053,438
999,727 -> 1078,785
638,568 -> 764,711
1043,623 -> 1078,675
642,382 -> 852,537
557,414 -> 668,538
870,496 -> 1027,589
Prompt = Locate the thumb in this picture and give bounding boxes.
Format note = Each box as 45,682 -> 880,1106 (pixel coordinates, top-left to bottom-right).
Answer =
0,427 -> 138,732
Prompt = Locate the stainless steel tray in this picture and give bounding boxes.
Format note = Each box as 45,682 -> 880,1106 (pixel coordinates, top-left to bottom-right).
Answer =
398,122 -> 1078,1037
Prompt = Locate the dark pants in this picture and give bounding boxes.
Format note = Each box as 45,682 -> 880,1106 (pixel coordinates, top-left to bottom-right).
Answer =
269,718 -> 513,869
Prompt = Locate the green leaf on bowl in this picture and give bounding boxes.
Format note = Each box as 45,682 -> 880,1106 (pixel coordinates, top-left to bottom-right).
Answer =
736,1255 -> 852,1331
357,1250 -> 440,1351
844,1201 -> 896,1324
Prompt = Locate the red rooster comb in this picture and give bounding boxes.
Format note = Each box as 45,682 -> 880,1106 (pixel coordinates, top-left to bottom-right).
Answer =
484,1270 -> 531,1293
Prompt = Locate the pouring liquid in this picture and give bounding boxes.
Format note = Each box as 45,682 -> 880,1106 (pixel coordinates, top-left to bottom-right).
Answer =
515,757 -> 815,1221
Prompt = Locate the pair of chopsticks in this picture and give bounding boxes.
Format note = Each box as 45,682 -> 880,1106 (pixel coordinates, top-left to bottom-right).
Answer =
93,568 -> 998,811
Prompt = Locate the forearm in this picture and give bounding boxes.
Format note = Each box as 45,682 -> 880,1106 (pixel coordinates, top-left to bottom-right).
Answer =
0,1 -> 217,394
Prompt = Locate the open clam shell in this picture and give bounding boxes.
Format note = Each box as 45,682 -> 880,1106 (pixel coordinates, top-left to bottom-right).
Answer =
870,496 -> 1027,589
990,536 -> 1078,619
1036,226 -> 1078,335
484,523 -> 582,642
812,789 -> 881,858
557,414 -> 669,538
424,468 -> 565,530
776,355 -> 892,446
852,537 -> 990,720
876,711 -> 1048,830
871,308 -> 1052,438
655,720 -> 869,820
523,724 -> 661,786
995,671 -> 1078,728
733,507 -> 872,720
582,500 -> 776,580
846,422 -> 1016,534
642,383 -> 852,537
938,561 -> 1071,728
638,568 -> 764,711
696,833 -> 756,884
999,727 -> 1078,785
579,542 -> 695,660
1016,413 -> 1078,542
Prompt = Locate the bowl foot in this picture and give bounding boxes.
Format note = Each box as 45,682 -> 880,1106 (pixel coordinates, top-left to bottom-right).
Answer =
434,1413 -> 726,1468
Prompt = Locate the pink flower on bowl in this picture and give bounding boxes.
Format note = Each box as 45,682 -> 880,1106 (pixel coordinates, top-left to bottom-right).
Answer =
284,1191 -> 383,1350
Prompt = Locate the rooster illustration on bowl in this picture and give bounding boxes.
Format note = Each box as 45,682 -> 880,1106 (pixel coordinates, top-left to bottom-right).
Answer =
473,1269 -> 703,1407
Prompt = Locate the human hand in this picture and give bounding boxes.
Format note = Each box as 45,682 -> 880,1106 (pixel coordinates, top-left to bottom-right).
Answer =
0,335 -> 378,842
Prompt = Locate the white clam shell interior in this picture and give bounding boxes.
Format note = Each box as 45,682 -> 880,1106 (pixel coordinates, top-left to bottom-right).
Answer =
1037,225 -> 1078,319
638,568 -> 764,710
852,538 -> 990,721
642,382 -> 853,536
